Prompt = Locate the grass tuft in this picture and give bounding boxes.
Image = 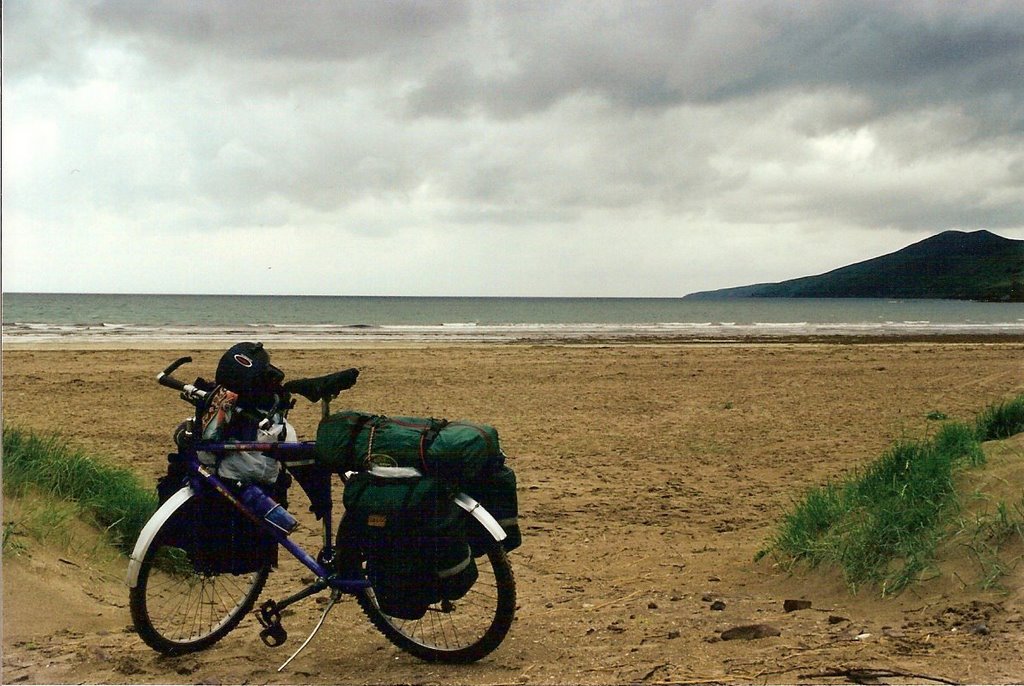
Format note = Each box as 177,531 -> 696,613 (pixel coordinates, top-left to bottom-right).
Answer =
954,496 -> 1024,591
975,395 -> 1024,442
764,393 -> 1024,595
2,426 -> 158,555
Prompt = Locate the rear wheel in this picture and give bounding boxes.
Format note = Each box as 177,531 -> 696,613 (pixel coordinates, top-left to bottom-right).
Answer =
129,525 -> 271,655
357,540 -> 516,663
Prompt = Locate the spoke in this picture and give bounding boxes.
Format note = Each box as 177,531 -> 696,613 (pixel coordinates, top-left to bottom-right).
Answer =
376,553 -> 503,651
139,542 -> 267,648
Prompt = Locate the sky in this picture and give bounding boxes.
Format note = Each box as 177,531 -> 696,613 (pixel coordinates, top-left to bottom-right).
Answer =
3,1 -> 1023,297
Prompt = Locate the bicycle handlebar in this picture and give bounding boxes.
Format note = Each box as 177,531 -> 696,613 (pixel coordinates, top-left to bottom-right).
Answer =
157,355 -> 357,414
156,356 -> 208,404
157,356 -> 192,390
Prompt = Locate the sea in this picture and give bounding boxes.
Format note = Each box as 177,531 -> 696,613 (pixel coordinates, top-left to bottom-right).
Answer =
2,293 -> 1024,345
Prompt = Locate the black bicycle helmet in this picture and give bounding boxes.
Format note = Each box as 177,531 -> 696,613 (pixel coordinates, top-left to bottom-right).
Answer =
215,342 -> 284,396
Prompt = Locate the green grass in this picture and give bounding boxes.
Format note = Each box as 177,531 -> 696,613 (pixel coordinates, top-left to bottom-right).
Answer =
2,493 -> 119,561
960,497 -> 1024,590
975,395 -> 1024,441
2,426 -> 158,555
761,394 -> 1024,596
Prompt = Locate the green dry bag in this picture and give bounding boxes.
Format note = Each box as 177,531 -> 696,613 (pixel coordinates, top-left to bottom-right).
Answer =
317,411 -> 503,482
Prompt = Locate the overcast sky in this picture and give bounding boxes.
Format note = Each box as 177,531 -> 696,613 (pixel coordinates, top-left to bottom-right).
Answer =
3,1 -> 1023,297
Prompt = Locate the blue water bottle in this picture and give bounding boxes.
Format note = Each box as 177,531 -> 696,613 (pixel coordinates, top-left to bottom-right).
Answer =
240,484 -> 298,534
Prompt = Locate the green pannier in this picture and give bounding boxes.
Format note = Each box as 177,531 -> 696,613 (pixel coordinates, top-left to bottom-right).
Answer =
339,468 -> 477,620
317,411 -> 504,482
463,465 -> 522,556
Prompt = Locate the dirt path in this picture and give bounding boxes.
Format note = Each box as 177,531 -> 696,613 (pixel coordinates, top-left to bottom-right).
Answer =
3,343 -> 1023,684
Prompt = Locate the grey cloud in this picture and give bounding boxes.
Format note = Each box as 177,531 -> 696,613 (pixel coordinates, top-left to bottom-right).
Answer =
29,1 -> 1021,135
405,1 -> 1024,127
4,0 -> 1022,281
2,1 -> 96,83
88,0 -> 471,63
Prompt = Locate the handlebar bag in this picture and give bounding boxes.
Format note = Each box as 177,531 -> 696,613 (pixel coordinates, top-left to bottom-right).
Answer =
339,469 -> 477,620
317,411 -> 504,483
463,465 -> 522,556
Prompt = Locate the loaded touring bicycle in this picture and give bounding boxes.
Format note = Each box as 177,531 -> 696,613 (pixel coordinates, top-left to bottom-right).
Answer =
127,344 -> 519,667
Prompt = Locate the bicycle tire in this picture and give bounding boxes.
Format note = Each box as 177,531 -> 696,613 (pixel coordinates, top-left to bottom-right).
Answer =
356,538 -> 516,663
129,523 -> 271,655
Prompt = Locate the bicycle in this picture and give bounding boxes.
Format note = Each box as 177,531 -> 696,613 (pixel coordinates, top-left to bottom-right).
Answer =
126,356 -> 516,666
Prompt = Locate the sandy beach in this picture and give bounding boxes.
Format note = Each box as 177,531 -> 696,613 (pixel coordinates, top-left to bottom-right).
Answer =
3,340 -> 1023,684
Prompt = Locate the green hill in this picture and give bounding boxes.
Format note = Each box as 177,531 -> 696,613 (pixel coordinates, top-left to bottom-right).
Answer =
686,230 -> 1024,302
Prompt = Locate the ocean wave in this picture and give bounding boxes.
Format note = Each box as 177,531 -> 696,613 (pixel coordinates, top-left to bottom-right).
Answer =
4,318 -> 1024,344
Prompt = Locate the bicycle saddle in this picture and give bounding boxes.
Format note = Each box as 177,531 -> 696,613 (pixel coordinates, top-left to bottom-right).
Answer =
283,368 -> 359,403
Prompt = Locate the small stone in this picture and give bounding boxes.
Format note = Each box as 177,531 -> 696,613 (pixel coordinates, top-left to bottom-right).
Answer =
720,624 -> 781,641
667,630 -> 681,640
701,593 -> 715,602
175,662 -> 199,676
784,599 -> 813,612
114,657 -> 143,676
648,601 -> 659,610
710,600 -> 727,611
968,622 -> 990,636
828,615 -> 849,625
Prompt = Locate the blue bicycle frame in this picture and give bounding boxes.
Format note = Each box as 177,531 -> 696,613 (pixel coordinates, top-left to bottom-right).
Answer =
183,438 -> 372,593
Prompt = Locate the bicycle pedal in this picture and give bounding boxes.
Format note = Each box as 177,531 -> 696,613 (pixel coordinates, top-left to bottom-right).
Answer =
260,623 -> 288,647
258,600 -> 282,628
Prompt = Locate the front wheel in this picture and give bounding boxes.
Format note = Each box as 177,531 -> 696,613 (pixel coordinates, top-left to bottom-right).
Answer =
129,518 -> 271,655
357,540 -> 516,663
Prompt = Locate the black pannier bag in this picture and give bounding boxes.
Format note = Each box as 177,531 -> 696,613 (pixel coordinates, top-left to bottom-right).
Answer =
156,453 -> 284,574
340,468 -> 477,620
156,451 -> 190,506
463,465 -> 522,556
188,485 -> 280,574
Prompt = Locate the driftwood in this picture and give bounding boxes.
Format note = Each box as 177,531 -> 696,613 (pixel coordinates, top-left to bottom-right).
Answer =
799,666 -> 960,685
